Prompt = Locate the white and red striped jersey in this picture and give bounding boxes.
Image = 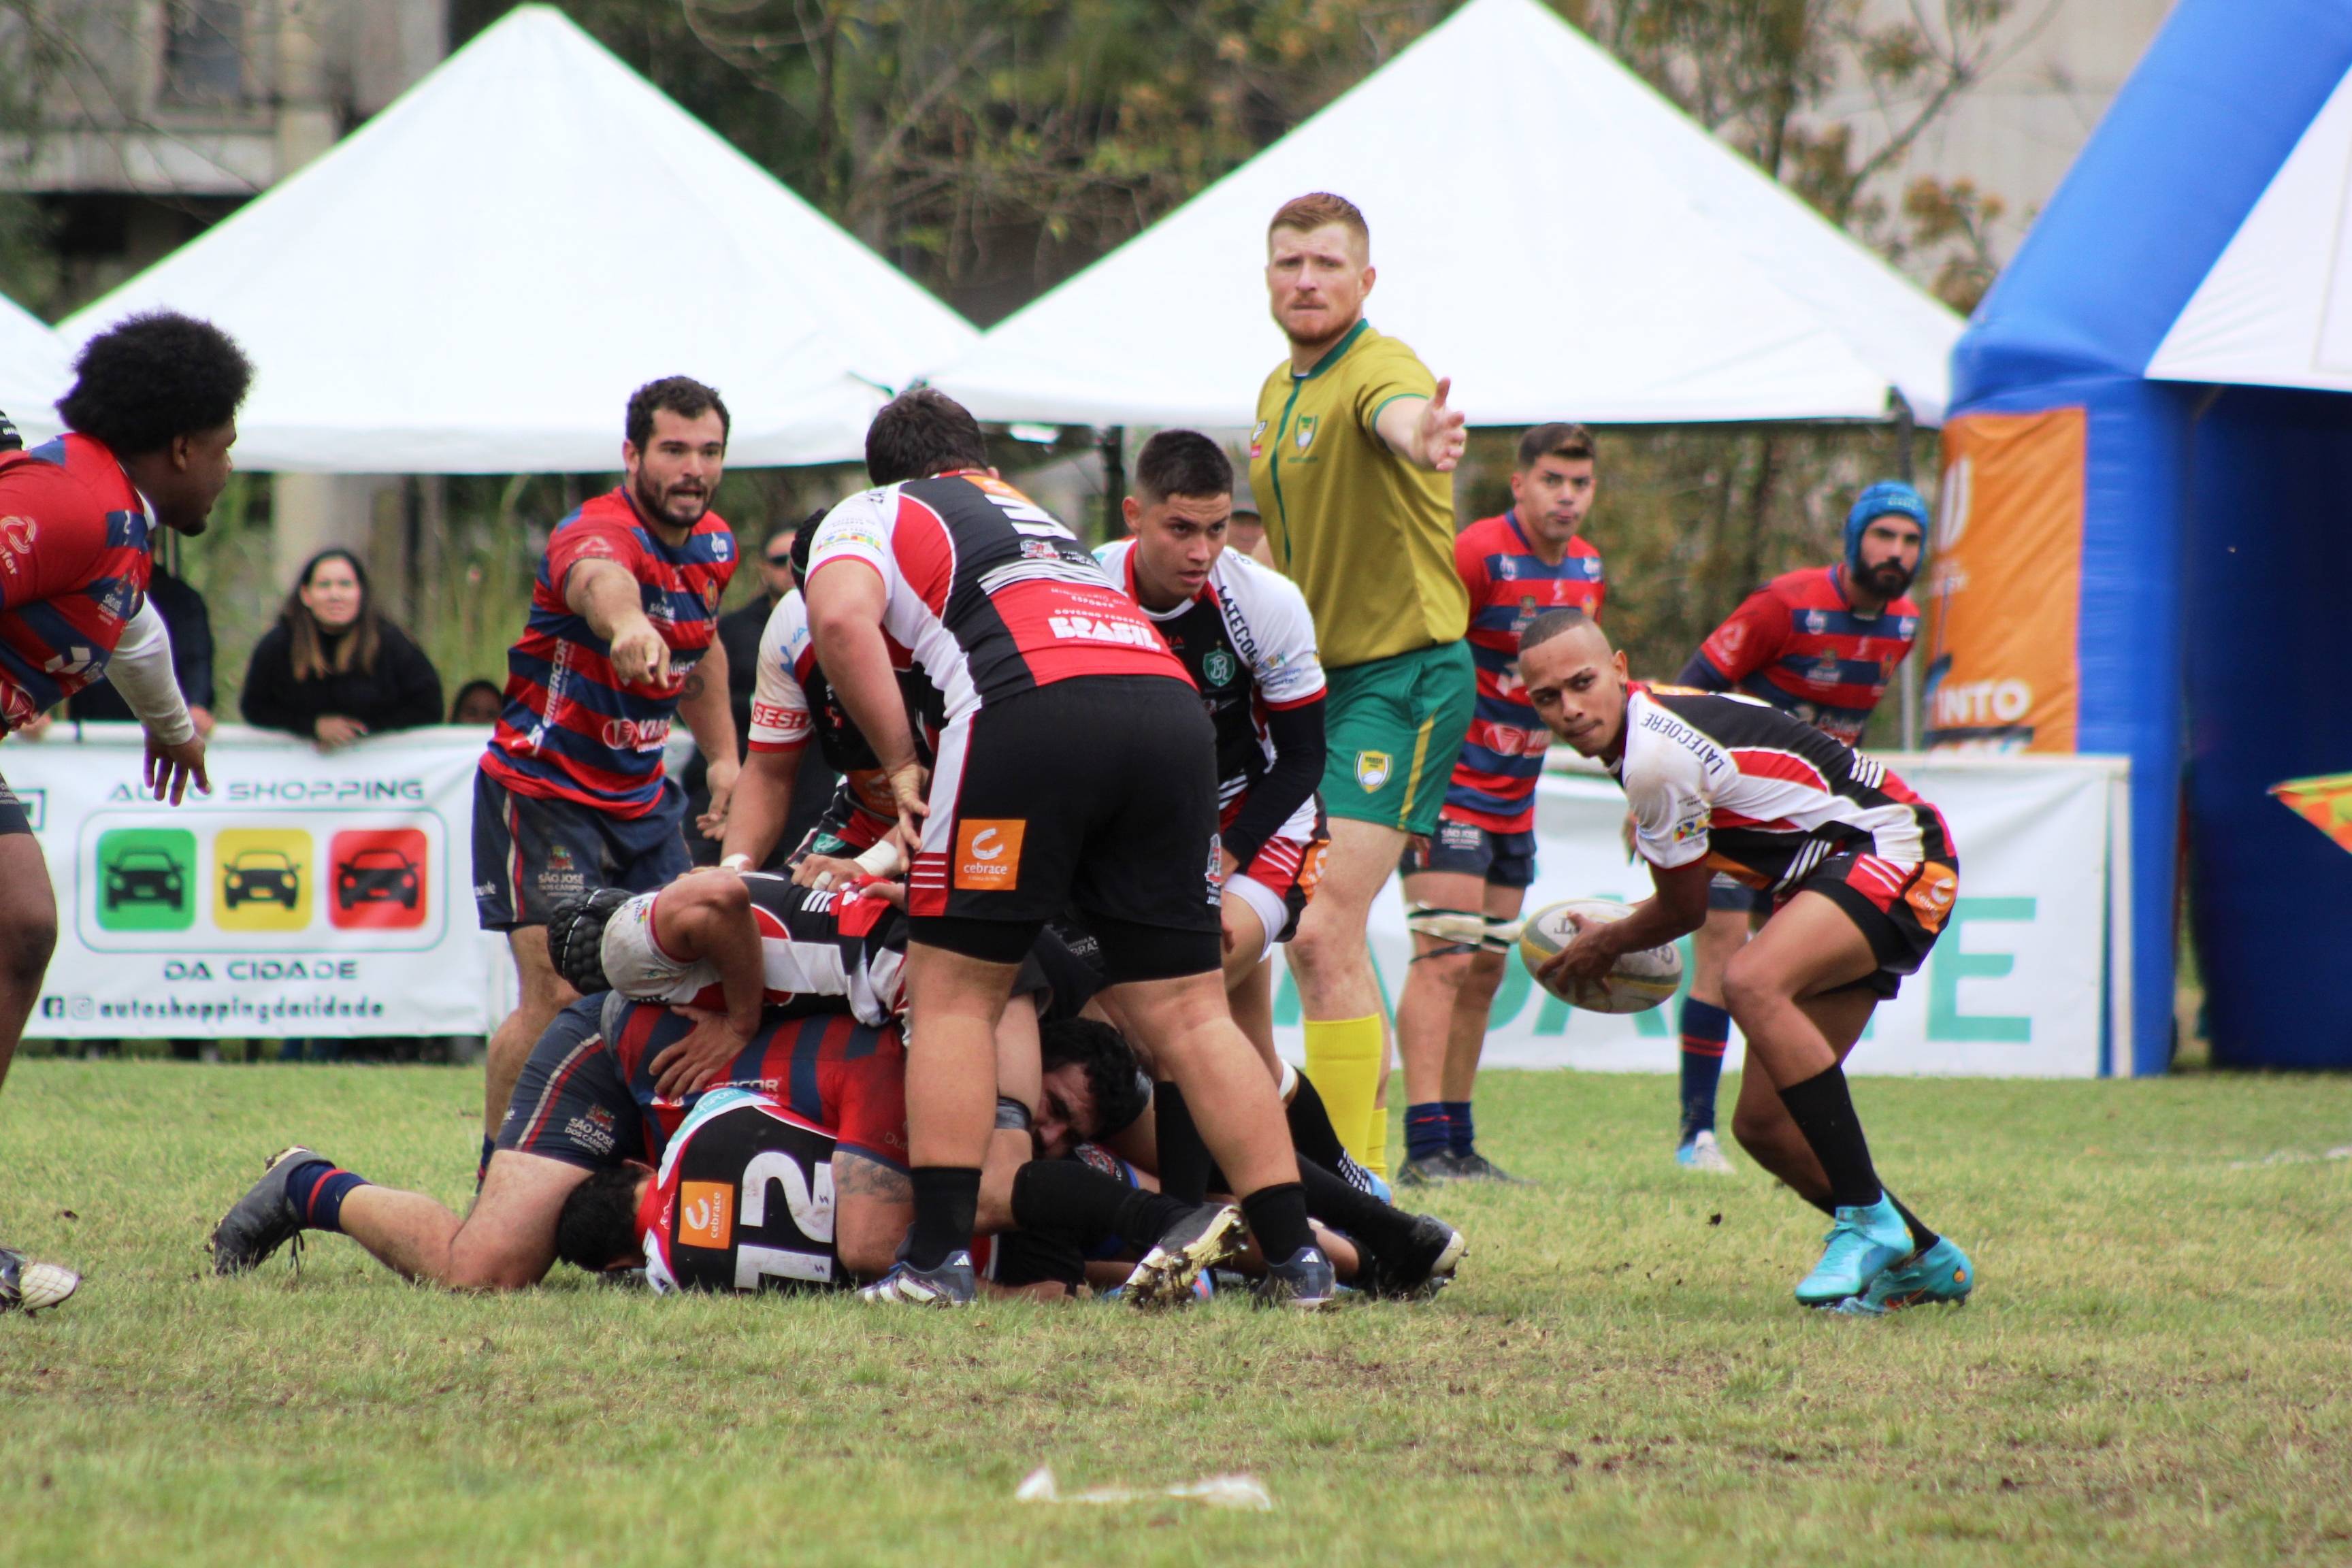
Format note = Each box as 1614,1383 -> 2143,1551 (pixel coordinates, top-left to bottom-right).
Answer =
610,873 -> 908,1026
806,472 -> 1188,723
1612,685 -> 1955,894
1094,539 -> 1323,845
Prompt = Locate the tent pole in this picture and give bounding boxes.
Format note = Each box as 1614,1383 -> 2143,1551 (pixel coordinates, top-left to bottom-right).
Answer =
1099,425 -> 1126,544
1893,395 -> 1921,752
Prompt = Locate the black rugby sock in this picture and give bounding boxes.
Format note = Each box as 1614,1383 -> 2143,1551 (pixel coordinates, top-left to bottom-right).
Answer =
1239,1181 -> 1314,1262
1284,1071 -> 1352,1173
1885,1192 -> 1940,1255
1776,1064 -> 1882,1211
1154,1081 -> 1214,1205
1298,1156 -> 1422,1262
1010,1160 -> 1192,1252
906,1166 -> 981,1271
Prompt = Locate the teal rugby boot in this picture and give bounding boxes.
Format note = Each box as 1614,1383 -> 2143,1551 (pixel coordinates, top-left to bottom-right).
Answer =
1832,1237 -> 1975,1316
1793,1194 -> 1912,1307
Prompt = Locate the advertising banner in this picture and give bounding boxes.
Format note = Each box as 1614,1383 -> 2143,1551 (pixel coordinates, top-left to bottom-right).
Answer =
1271,755 -> 2120,1078
10,723 -> 510,1039
1924,408 -> 2087,753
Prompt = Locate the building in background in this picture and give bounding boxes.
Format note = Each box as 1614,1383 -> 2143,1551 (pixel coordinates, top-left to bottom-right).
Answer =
1827,0 -> 2177,278
0,1 -> 446,309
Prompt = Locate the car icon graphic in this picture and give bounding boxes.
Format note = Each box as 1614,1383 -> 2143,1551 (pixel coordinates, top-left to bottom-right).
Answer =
336,846 -> 419,911
222,848 -> 301,909
104,847 -> 185,911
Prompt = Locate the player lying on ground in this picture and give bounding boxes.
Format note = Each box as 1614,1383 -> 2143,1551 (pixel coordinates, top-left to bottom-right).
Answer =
0,314 -> 250,1312
208,998 -> 1239,1301
1028,1019 -> 1463,1300
1517,608 -> 1972,1314
1098,429 -> 1328,1070
1666,480 -> 1927,1175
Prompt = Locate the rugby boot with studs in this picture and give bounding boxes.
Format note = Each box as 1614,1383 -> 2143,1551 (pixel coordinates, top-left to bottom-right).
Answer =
1355,1213 -> 1467,1301
0,1245 -> 80,1315
1675,1130 -> 1734,1175
1122,1202 -> 1245,1310
1794,1193 -> 1914,1307
858,1250 -> 977,1307
1448,1149 -> 1531,1186
1831,1237 -> 1975,1316
210,1145 -> 324,1275
1252,1244 -> 1341,1310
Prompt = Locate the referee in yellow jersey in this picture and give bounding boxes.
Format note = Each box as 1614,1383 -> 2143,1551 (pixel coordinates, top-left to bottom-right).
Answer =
1247,191 -> 1473,1178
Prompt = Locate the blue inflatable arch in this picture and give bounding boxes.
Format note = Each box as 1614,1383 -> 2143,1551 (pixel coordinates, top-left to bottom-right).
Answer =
1951,0 -> 2352,1071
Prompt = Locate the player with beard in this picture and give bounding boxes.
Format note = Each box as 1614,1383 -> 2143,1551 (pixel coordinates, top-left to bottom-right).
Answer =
1393,423 -> 1605,1186
804,390 -> 1326,1308
1520,609 -> 1972,1314
0,315 -> 246,1314
1247,193 -> 1473,1181
474,378 -> 742,1165
1667,483 -> 1926,1175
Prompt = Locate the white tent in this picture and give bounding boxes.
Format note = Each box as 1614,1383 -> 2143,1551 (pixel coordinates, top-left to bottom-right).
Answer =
0,292 -> 69,440
59,5 -> 975,472
2148,60 -> 2352,391
930,0 -> 1961,429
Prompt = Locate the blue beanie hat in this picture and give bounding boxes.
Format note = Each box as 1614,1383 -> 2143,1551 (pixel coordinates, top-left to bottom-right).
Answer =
1844,480 -> 1929,573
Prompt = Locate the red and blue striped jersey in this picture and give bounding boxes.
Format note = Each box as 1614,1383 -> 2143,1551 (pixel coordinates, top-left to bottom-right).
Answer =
482,489 -> 737,816
1442,510 -> 1605,833
603,998 -> 909,1170
1685,566 -> 1918,747
0,435 -> 153,731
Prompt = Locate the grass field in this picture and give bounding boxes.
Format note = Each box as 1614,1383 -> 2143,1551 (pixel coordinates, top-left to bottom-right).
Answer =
3,1060 -> 2349,1567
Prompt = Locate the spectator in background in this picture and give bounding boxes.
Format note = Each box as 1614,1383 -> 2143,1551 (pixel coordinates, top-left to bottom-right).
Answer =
1230,474 -> 1267,561
241,549 -> 444,750
681,512 -> 837,867
450,679 -> 504,726
68,564 -> 216,736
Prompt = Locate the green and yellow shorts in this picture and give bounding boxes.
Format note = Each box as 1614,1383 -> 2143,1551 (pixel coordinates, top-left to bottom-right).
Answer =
1319,640 -> 1475,836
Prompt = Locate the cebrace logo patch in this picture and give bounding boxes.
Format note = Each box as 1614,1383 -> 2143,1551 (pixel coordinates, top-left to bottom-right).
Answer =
677,1181 -> 734,1249
953,819 -> 1025,891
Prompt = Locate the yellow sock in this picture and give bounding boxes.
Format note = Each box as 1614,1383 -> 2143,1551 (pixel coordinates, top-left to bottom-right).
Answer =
1302,1014 -> 1384,1170
1363,1090 -> 1390,1180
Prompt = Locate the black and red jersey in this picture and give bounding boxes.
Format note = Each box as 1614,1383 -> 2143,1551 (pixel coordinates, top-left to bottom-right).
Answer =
1612,685 -> 1954,895
805,472 -> 1188,722
484,488 -> 738,815
0,436 -> 154,730
625,872 -> 907,1024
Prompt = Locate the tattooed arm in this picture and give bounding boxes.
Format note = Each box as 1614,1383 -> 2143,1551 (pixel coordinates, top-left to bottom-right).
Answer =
831,1152 -> 913,1279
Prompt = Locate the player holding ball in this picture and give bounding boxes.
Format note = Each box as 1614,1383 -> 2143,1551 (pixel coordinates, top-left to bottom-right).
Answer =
1515,607 -> 1972,1314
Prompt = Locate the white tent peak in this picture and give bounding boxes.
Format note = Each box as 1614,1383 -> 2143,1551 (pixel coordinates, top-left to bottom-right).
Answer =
60,3 -> 975,472
930,0 -> 1960,428
0,291 -> 69,441
2147,58 -> 2352,391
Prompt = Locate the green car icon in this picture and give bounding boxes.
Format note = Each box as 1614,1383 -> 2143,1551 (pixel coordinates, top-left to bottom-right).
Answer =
105,847 -> 186,911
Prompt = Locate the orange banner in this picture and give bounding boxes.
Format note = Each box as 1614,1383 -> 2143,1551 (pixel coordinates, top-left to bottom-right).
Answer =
1923,409 -> 2086,753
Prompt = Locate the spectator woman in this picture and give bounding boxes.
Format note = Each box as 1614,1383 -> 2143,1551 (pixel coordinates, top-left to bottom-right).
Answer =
241,549 -> 444,750
450,679 -> 504,726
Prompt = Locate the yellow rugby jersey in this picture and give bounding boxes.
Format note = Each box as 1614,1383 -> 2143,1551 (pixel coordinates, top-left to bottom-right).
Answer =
1249,320 -> 1468,670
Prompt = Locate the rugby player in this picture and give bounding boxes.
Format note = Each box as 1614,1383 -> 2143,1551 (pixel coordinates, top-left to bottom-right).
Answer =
1393,423 -> 1605,1186
0,314 -> 249,1313
1247,192 -> 1473,1178
1097,429 -> 1326,1066
804,389 -> 1328,1307
718,510 -> 942,885
209,997 -> 914,1288
474,378 -> 742,1155
1520,609 -> 1972,1313
1667,482 -> 1926,1173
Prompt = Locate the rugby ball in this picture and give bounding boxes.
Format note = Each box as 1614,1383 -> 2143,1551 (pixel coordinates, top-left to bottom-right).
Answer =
1517,899 -> 1682,1015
